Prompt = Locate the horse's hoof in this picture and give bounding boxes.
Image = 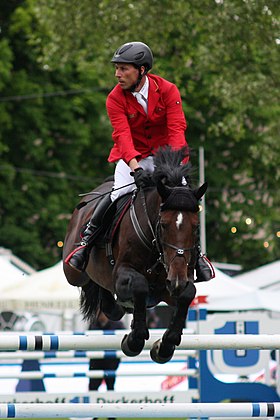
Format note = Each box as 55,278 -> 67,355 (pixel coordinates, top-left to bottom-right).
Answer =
150,339 -> 174,364
121,334 -> 144,357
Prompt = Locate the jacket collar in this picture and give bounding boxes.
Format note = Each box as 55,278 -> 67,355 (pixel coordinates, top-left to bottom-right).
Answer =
124,75 -> 160,117
147,77 -> 160,117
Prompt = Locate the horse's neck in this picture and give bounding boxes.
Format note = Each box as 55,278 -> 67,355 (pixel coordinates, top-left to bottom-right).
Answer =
136,188 -> 160,226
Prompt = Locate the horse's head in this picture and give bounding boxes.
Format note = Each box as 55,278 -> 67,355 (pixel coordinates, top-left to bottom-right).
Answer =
156,181 -> 207,296
152,146 -> 207,297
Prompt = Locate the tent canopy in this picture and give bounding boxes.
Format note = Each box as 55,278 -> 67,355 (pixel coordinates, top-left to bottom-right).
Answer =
1,257 -> 280,313
0,261 -> 80,312
234,260 -> 280,291
195,265 -> 280,312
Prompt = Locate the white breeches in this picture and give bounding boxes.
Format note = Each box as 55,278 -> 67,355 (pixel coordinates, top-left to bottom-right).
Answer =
110,156 -> 154,202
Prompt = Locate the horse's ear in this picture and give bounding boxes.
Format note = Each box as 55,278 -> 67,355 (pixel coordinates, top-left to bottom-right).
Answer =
194,182 -> 208,200
157,177 -> 172,200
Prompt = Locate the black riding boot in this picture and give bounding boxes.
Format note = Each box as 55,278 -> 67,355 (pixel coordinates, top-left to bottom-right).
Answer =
65,194 -> 112,272
195,246 -> 215,282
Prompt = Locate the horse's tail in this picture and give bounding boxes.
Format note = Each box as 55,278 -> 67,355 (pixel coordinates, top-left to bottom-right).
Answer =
80,281 -> 101,324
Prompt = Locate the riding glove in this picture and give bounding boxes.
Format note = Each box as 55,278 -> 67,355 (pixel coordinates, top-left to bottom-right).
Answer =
131,168 -> 152,189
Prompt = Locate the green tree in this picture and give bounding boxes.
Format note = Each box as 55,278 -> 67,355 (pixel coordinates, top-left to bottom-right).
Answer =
32,0 -> 280,268
1,0 -> 279,270
0,0 -> 113,268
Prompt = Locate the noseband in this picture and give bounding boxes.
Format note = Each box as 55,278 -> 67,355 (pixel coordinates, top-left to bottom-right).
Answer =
161,241 -> 195,265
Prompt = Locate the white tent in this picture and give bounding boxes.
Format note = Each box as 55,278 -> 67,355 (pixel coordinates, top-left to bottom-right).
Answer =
195,265 -> 280,312
0,256 -> 28,285
1,257 -> 280,315
233,260 -> 280,291
0,247 -> 35,286
0,261 -> 81,312
0,248 -> 36,311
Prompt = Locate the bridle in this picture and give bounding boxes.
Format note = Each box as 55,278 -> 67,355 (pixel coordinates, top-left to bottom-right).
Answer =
156,217 -> 196,268
161,241 -> 195,265
130,188 -> 196,273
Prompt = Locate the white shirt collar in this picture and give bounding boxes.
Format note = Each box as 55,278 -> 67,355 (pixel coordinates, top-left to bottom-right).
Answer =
132,76 -> 149,100
139,76 -> 149,100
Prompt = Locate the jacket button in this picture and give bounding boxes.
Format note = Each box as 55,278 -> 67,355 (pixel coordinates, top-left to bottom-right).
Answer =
147,135 -> 152,139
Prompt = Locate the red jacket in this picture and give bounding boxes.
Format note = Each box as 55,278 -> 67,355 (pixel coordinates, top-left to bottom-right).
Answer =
106,74 -> 188,164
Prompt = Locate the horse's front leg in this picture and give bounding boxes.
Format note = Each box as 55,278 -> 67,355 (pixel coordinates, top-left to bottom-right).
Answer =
115,265 -> 149,357
150,281 -> 196,364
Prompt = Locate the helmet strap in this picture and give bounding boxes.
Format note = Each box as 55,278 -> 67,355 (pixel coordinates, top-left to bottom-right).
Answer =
129,67 -> 146,92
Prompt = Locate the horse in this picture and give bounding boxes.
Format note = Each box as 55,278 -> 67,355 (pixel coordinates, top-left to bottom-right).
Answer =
63,147 -> 207,364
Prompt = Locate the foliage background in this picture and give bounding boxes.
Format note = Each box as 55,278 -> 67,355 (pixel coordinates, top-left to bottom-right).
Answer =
0,0 -> 279,270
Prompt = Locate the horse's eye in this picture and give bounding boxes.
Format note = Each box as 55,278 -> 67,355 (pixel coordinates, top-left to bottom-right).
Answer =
160,222 -> 167,229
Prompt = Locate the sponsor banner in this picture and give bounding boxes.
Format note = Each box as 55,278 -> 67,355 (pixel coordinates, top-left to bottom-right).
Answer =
0,391 -> 195,404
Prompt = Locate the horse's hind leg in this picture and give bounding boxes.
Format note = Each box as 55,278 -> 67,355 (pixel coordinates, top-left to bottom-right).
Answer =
150,281 -> 196,364
115,266 -> 149,357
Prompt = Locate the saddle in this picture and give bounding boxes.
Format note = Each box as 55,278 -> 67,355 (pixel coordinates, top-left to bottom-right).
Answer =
91,193 -> 132,265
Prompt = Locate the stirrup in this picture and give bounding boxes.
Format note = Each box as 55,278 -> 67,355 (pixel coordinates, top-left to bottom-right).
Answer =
65,244 -> 89,272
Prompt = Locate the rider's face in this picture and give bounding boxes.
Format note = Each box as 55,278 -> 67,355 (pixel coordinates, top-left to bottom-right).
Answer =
114,63 -> 144,91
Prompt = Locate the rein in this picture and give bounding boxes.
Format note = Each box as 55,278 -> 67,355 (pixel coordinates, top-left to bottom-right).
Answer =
76,182 -> 135,210
129,188 -> 165,271
130,189 -> 154,251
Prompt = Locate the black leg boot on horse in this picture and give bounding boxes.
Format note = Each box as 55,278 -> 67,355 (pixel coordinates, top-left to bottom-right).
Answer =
65,194 -> 112,272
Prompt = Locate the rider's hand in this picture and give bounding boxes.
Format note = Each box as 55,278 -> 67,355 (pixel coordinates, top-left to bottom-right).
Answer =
131,168 -> 152,189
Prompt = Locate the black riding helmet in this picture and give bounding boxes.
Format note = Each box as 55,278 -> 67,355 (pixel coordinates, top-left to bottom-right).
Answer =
111,42 -> 153,91
111,42 -> 153,72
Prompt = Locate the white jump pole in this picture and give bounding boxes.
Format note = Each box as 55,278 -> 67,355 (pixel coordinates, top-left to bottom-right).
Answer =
0,349 -> 196,360
0,368 -> 197,379
1,334 -> 280,351
0,402 -> 279,418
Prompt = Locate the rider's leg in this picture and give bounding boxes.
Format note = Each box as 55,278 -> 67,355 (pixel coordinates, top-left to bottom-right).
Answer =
111,157 -> 154,201
65,194 -> 112,272
195,245 -> 215,282
67,157 -> 154,273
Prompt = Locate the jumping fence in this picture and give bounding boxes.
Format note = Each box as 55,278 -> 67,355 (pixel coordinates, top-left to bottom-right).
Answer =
0,402 -> 280,418
0,309 -> 280,419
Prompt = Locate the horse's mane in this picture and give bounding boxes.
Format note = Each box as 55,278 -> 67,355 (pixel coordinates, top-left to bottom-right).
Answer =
152,146 -> 193,187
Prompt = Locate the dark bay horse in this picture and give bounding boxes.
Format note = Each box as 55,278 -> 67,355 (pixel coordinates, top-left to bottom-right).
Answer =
63,147 -> 207,363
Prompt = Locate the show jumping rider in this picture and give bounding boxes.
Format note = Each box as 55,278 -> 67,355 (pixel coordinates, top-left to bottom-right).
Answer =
65,41 -> 212,283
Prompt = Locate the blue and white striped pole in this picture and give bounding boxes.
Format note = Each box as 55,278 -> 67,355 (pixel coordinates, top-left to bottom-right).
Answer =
1,334 -> 280,351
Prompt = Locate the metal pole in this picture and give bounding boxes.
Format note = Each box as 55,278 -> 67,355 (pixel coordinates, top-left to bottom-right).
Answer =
199,146 -> 206,254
